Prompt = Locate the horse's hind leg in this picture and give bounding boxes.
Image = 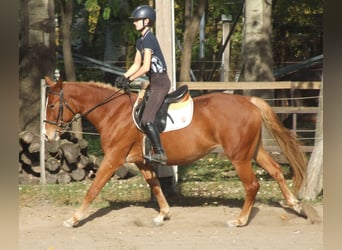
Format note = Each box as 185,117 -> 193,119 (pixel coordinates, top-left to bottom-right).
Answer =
255,146 -> 304,216
228,160 -> 260,227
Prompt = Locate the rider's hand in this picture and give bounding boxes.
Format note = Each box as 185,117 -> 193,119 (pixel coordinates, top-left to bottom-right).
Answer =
115,76 -> 130,89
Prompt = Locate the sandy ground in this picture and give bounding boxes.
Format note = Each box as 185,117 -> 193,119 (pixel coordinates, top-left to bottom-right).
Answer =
19,201 -> 323,250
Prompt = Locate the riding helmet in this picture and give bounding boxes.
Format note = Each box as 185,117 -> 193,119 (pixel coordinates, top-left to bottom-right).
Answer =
129,5 -> 156,24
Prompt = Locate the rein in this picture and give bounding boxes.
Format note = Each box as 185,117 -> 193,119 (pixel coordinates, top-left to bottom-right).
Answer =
45,86 -> 129,133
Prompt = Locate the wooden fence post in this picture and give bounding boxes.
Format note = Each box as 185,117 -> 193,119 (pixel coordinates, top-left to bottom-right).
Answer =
154,0 -> 178,192
40,79 -> 46,184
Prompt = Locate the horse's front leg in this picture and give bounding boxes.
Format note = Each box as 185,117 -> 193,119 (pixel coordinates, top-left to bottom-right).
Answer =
139,164 -> 171,226
63,155 -> 122,228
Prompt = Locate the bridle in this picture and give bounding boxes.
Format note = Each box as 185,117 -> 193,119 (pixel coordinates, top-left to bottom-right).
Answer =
44,85 -> 130,134
44,88 -> 77,133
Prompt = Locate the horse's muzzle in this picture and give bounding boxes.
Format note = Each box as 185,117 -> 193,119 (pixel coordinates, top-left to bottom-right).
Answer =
44,127 -> 61,141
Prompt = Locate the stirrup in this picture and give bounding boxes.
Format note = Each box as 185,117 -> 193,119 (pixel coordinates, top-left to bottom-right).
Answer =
144,152 -> 167,165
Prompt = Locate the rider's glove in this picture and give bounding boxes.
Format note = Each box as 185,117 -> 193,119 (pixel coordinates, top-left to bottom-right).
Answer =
115,76 -> 131,89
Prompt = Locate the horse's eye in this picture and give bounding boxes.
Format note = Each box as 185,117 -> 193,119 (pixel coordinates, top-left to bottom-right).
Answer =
48,103 -> 56,109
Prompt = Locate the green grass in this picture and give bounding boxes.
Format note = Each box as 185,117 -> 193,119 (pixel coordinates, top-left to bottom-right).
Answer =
176,154 -> 299,204
19,176 -> 151,208
178,154 -> 293,182
19,153 -> 322,209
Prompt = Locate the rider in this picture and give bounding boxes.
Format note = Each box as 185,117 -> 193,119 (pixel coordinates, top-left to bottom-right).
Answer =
115,5 -> 170,165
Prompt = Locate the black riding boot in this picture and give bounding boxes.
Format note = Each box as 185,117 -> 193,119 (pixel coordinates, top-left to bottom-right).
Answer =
143,122 -> 167,165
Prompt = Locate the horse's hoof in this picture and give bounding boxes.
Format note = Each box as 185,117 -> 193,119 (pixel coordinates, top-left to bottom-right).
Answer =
226,220 -> 238,228
153,216 -> 164,226
152,212 -> 171,226
63,218 -> 77,228
227,218 -> 247,228
280,200 -> 306,218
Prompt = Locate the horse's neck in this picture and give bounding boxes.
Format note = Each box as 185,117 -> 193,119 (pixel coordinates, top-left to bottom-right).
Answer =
66,83 -> 119,111
65,83 -> 136,127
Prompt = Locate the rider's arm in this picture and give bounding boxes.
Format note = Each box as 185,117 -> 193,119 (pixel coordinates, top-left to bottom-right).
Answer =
124,49 -> 141,79
126,48 -> 152,81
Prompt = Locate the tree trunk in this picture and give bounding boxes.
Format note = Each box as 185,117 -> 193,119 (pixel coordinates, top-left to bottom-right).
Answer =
19,0 -> 56,133
57,0 -> 83,140
240,0 -> 277,150
299,80 -> 323,200
60,0 -> 76,81
240,0 -> 274,88
179,0 -> 207,81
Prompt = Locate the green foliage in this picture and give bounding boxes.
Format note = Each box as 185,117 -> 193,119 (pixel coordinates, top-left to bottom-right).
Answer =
174,0 -> 244,80
85,0 -> 101,34
83,134 -> 103,156
58,0 -> 322,82
103,7 -> 111,19
272,0 -> 323,66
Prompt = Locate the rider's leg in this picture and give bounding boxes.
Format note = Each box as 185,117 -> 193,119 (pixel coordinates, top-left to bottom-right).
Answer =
143,122 -> 167,164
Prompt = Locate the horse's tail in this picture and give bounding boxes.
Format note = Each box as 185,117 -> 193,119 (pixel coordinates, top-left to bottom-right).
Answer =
250,96 -> 307,193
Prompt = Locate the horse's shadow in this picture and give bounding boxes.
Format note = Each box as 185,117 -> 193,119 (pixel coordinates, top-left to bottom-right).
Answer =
75,201 -> 149,227
75,195 -> 318,228
75,196 -> 263,227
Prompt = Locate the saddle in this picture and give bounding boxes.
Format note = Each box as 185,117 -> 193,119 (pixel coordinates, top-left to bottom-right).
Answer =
133,85 -> 189,133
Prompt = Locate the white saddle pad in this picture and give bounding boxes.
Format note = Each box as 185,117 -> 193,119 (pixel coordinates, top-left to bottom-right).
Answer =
163,97 -> 193,132
132,90 -> 194,133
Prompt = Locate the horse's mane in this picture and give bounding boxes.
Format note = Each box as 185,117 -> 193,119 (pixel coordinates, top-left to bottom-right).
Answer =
65,81 -> 119,90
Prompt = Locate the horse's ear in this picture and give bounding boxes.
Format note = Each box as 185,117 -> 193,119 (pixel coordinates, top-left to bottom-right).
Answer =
44,76 -> 63,90
56,77 -> 63,90
44,76 -> 55,87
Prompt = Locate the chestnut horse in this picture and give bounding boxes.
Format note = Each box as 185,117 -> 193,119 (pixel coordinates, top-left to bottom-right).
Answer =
44,77 -> 307,228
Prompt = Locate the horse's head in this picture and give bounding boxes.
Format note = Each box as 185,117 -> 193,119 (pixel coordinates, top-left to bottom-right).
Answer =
44,76 -> 77,141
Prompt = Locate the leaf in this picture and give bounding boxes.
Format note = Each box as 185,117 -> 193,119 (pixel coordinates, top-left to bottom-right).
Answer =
103,7 -> 111,20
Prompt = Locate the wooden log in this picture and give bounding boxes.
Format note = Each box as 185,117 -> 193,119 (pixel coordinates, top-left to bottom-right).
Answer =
45,140 -> 60,155
20,151 -> 32,165
45,172 -> 58,184
88,154 -> 103,169
20,149 -> 40,169
115,163 -> 140,179
19,162 -> 22,173
19,172 -> 40,185
61,159 -> 76,172
19,150 -> 40,176
31,165 -> 41,174
33,157 -> 43,176
70,168 -> 86,181
60,141 -> 80,164
87,170 -> 96,179
78,138 -> 89,155
28,135 -> 41,153
57,171 -> 72,184
45,157 -> 60,173
21,163 -> 40,177
77,155 -> 91,169
19,130 -> 34,145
